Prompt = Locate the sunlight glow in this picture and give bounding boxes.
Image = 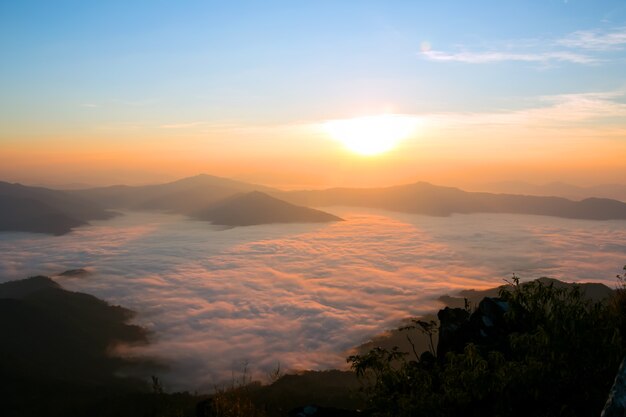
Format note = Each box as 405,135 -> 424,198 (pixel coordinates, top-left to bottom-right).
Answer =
324,114 -> 418,156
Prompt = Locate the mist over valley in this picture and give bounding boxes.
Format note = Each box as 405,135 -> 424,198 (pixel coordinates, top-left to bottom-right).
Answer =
1,203 -> 623,391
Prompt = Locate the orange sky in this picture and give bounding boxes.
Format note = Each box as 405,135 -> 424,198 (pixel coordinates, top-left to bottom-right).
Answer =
2,98 -> 625,189
2,3 -> 625,189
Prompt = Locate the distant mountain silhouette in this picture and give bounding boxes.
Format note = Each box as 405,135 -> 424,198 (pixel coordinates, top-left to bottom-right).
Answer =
0,182 -> 115,235
192,191 -> 343,226
0,196 -> 85,235
73,173 -> 276,213
477,181 -> 626,202
279,181 -> 626,220
5,175 -> 626,233
3,175 -> 344,231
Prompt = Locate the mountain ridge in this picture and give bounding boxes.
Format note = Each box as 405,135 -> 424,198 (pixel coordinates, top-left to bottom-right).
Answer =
278,181 -> 626,220
0,181 -> 116,235
476,180 -> 626,202
71,173 -> 275,213
3,174 -> 626,236
192,191 -> 343,226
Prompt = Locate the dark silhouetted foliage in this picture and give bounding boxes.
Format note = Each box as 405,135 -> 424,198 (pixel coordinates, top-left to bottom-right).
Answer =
348,273 -> 626,417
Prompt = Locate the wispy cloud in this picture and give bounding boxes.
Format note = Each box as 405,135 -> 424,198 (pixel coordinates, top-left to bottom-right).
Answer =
532,91 -> 626,121
422,50 -> 596,64
159,121 -> 206,129
424,91 -> 626,128
557,27 -> 626,51
422,26 -> 625,65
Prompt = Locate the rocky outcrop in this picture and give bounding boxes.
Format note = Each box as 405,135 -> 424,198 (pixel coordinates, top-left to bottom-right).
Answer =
437,297 -> 509,358
58,268 -> 91,277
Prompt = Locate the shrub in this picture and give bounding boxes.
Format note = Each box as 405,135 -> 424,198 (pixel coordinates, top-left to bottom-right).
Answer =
348,273 -> 626,417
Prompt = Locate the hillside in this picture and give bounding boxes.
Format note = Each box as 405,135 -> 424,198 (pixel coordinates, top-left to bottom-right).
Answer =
192,191 -> 343,226
72,174 -> 276,213
70,175 -> 626,221
478,181 -> 626,202
4,175 -> 626,235
0,196 -> 85,235
0,182 -> 115,235
279,181 -> 626,220
0,276 -> 156,417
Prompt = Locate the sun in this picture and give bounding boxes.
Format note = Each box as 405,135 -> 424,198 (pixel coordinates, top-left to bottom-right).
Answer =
324,114 -> 418,156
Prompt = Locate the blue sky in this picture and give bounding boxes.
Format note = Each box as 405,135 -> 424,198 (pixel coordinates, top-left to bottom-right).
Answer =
2,1 -> 625,121
1,1 -> 625,186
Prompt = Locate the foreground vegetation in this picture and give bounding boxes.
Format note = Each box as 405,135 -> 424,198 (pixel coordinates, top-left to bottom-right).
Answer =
349,268 -> 626,417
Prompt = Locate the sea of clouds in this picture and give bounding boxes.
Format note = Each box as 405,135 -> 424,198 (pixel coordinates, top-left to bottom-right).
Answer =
0,208 -> 624,391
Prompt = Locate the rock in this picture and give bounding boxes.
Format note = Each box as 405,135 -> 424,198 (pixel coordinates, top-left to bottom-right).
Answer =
469,297 -> 509,346
58,268 -> 91,277
436,298 -> 509,358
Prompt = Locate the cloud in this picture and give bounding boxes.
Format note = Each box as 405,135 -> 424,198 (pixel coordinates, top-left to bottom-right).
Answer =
159,121 -> 206,129
531,91 -> 626,120
557,27 -> 626,51
422,91 -> 626,129
421,26 -> 626,65
0,210 -> 624,391
421,50 -> 596,64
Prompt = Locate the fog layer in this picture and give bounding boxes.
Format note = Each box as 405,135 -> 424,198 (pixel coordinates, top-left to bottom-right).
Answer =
0,209 -> 624,391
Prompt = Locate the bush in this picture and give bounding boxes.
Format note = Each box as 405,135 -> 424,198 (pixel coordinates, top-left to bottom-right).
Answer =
348,272 -> 626,417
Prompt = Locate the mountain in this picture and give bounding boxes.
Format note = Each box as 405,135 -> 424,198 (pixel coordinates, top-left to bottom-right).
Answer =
0,276 -> 154,416
477,181 -> 626,202
0,276 -> 151,382
6,175 -> 625,234
72,173 -> 277,213
192,191 -> 343,226
0,181 -> 115,235
0,197 -> 85,235
279,181 -> 626,220
2,175 -> 343,232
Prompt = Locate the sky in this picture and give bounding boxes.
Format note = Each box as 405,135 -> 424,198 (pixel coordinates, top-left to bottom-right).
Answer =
1,0 -> 625,188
